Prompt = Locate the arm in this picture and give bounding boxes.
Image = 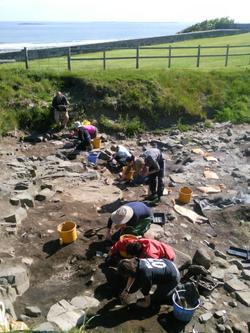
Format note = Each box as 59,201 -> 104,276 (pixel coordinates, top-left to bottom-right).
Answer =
120,276 -> 135,301
146,156 -> 160,175
61,95 -> 69,106
105,218 -> 113,240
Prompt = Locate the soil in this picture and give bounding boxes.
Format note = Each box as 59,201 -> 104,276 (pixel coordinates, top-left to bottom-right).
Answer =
0,123 -> 249,333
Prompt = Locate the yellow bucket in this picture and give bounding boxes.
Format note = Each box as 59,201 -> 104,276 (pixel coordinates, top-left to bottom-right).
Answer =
57,221 -> 77,245
82,120 -> 91,126
92,137 -> 101,149
178,187 -> 192,204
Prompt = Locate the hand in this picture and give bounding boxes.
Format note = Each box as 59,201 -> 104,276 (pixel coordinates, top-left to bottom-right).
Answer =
120,290 -> 129,304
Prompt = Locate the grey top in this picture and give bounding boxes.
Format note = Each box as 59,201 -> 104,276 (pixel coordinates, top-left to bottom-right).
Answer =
141,148 -> 161,173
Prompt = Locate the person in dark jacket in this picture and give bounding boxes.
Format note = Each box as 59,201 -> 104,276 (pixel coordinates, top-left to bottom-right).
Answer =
135,148 -> 165,202
105,201 -> 152,242
51,91 -> 69,128
118,258 -> 180,308
74,121 -> 92,151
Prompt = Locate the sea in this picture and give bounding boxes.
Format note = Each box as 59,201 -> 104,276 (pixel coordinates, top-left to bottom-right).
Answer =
0,21 -> 191,52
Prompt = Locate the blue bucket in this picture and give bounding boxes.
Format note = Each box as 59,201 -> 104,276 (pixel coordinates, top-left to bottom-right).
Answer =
172,290 -> 200,322
88,152 -> 99,164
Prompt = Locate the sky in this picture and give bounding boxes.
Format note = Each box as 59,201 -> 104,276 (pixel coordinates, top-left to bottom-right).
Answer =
0,0 -> 249,23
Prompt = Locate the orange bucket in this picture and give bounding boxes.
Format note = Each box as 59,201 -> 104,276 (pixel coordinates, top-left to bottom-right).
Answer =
57,221 -> 77,245
178,187 -> 192,204
92,137 -> 101,149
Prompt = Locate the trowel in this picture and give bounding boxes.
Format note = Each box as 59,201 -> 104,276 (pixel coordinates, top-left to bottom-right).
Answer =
84,225 -> 107,237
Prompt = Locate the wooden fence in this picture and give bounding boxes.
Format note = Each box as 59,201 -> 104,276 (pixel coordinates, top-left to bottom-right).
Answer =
67,44 -> 250,70
5,44 -> 250,70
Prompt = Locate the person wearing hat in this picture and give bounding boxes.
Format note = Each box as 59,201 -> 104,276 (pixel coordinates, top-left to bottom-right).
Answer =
51,91 -> 69,128
73,121 -> 92,151
135,148 -> 165,202
118,257 -> 180,308
105,201 -> 152,242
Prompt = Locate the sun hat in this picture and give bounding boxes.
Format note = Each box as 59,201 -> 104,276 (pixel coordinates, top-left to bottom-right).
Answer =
74,121 -> 82,129
134,158 -> 144,172
110,205 -> 134,225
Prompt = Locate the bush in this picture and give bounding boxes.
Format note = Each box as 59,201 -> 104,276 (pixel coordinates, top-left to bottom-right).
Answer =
17,106 -> 53,131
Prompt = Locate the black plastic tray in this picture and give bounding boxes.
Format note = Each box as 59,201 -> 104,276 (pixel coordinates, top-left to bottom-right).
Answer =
190,275 -> 218,296
227,246 -> 250,260
153,212 -> 166,225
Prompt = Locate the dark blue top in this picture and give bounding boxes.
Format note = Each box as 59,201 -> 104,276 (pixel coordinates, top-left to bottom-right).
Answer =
137,258 -> 179,295
107,201 -> 152,229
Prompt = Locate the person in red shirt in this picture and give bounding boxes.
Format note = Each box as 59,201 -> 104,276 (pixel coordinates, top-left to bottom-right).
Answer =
108,237 -> 175,262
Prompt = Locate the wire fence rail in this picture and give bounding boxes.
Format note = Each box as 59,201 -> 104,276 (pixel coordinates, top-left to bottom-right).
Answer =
2,44 -> 250,70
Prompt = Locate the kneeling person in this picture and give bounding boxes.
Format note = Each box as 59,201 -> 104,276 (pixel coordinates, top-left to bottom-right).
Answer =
106,201 -> 152,242
118,258 -> 180,308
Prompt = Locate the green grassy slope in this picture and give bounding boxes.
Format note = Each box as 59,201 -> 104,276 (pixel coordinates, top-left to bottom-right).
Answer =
0,67 -> 249,136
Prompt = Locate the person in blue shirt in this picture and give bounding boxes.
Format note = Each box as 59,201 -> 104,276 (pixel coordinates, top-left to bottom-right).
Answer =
105,201 -> 152,242
118,258 -> 180,308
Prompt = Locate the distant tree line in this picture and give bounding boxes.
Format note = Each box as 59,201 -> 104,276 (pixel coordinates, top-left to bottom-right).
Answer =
179,17 -> 235,33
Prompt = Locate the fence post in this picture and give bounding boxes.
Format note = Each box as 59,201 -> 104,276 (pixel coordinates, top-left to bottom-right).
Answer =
67,47 -> 71,71
196,45 -> 201,67
168,46 -> 172,68
136,46 -> 139,69
24,47 -> 29,69
103,51 -> 106,70
225,45 -> 230,67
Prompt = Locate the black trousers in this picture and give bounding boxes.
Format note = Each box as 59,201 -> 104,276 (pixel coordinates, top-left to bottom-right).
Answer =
148,156 -> 165,197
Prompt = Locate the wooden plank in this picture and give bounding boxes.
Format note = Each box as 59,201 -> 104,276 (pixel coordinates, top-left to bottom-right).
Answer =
0,59 -> 16,64
168,46 -> 172,68
225,45 -> 230,67
67,47 -> 71,71
136,46 -> 139,69
196,45 -> 201,67
103,51 -> 106,70
24,47 -> 29,69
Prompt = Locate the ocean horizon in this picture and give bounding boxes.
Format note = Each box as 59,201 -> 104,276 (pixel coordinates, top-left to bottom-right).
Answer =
0,21 -> 191,51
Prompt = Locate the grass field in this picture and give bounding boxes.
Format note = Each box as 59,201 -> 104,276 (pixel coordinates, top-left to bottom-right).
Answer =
1,32 -> 250,72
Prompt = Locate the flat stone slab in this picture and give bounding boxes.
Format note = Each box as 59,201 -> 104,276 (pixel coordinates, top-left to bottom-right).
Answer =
47,299 -> 86,331
0,263 -> 30,300
4,207 -> 27,224
224,278 -> 249,292
211,268 -> 225,281
64,180 -> 122,205
10,193 -> 34,208
235,291 -> 250,307
169,174 -> 186,184
35,188 -> 55,201
70,295 -> 100,310
242,270 -> 250,281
